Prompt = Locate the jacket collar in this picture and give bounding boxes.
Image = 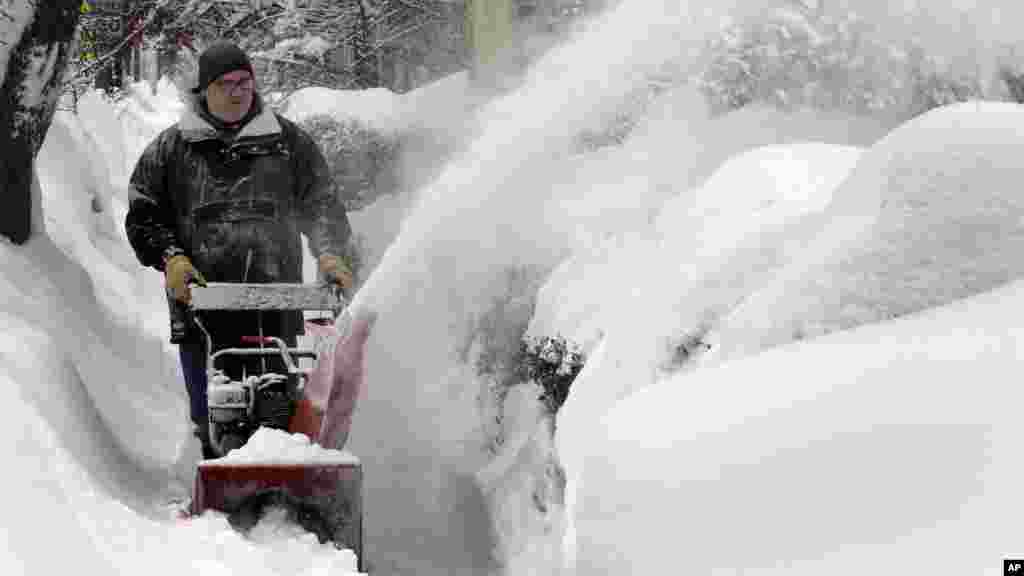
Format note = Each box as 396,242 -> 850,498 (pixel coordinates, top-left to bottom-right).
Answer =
179,92 -> 280,143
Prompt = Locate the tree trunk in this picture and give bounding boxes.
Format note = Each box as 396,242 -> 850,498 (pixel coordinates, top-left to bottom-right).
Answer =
352,0 -> 379,89
0,0 -> 82,245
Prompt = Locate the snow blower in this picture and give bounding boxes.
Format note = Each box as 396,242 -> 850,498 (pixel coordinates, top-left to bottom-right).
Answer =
187,282 -> 363,568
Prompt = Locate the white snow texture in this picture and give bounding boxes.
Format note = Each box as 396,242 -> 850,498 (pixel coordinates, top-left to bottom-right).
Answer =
207,428 -> 360,466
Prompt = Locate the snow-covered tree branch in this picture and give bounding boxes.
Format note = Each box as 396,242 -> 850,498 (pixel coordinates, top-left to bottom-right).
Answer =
0,0 -> 81,245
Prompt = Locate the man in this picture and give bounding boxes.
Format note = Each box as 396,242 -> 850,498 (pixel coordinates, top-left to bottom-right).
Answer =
125,41 -> 354,459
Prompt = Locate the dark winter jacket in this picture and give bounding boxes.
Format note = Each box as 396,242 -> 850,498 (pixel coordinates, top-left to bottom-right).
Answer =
125,94 -> 351,345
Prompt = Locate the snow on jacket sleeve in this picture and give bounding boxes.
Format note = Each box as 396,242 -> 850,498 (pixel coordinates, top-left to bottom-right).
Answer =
125,130 -> 185,272
288,118 -> 352,260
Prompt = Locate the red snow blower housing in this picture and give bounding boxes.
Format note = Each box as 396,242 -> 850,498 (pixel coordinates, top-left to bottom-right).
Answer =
187,283 -> 362,568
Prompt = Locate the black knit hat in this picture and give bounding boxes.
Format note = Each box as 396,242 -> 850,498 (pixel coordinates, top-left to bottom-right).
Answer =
192,41 -> 254,94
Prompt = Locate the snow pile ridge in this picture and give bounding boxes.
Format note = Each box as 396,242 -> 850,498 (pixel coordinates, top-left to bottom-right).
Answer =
206,427 -> 360,466
705,100 -> 1024,366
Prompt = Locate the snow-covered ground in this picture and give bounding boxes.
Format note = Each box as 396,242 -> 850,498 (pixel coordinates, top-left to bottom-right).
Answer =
5,1 -> 1024,575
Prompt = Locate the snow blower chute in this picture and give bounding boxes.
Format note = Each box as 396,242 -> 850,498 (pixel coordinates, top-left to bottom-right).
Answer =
187,282 -> 364,568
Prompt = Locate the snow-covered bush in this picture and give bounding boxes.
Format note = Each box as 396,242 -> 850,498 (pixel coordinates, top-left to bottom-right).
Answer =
694,5 -> 984,119
1000,68 -> 1024,103
995,52 -> 1024,105
461,266 -> 586,417
517,336 -> 586,416
295,113 -> 400,211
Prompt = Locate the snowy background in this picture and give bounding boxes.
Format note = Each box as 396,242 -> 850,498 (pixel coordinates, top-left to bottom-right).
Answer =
5,0 -> 1024,574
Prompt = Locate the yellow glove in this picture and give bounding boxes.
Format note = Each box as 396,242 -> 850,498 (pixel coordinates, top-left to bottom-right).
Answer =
318,253 -> 354,292
165,254 -> 207,304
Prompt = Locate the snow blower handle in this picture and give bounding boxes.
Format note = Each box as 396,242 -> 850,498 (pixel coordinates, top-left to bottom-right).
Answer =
188,283 -> 347,313
188,283 -> 347,365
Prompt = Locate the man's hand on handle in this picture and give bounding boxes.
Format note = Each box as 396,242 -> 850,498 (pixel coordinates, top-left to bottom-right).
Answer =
318,253 -> 354,294
165,254 -> 207,304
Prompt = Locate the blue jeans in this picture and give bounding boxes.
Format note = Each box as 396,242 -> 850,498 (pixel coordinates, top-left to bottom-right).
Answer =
178,339 -> 209,430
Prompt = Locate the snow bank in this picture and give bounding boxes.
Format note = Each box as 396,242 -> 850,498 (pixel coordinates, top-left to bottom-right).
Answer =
280,86 -> 405,134
572,276 -> 1024,575
557,100 -> 1024,575
206,427 -> 359,466
0,312 -> 130,574
542,142 -> 859,575
75,80 -> 182,188
26,118 -> 188,472
706,101 -> 1024,366
534,142 -> 861,394
114,80 -> 183,178
74,90 -> 130,187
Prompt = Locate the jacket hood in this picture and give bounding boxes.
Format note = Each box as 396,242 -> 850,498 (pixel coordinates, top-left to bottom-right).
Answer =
179,91 -> 280,142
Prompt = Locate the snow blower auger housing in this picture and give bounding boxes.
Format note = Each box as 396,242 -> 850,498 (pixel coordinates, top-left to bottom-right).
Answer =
187,283 -> 362,568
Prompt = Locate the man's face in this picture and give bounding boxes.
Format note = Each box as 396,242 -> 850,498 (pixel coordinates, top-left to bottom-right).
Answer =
205,69 -> 255,125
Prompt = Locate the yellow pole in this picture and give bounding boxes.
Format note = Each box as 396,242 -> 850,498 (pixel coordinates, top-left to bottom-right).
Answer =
466,0 -> 516,86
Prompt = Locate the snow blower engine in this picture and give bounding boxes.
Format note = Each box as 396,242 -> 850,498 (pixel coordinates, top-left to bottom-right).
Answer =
191,283 -> 344,457
204,337 -> 303,455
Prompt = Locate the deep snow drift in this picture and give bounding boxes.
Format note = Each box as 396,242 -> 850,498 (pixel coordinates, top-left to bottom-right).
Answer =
706,101 -> 1024,365
573,276 -> 1024,575
553,100 -> 1024,576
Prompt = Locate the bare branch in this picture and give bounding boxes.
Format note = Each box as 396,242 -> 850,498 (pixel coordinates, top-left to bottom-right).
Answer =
243,10 -> 290,31
373,14 -> 439,49
252,53 -> 328,69
391,0 -> 443,20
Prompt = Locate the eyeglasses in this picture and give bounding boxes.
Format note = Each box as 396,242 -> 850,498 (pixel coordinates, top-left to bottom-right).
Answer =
212,76 -> 254,94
